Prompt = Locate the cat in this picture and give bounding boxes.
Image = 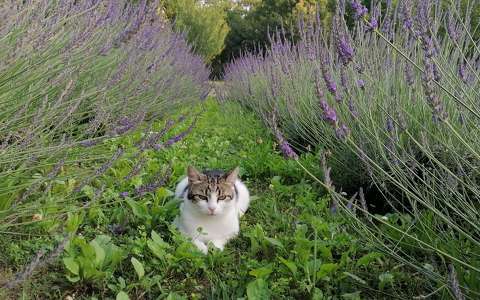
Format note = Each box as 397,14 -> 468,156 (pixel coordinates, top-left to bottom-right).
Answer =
173,166 -> 250,254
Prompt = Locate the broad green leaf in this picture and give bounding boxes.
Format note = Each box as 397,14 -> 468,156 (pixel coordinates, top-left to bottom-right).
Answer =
316,263 -> 338,279
127,199 -> 150,220
356,252 -> 383,267
109,244 -> 126,266
316,244 -> 332,260
94,234 -> 112,245
246,279 -> 270,300
249,265 -> 273,278
151,230 -> 164,245
343,272 -> 367,285
278,256 -> 297,275
77,238 -> 96,259
264,237 -> 284,249
116,291 -> 130,300
311,288 -> 324,300
66,275 -> 80,283
90,240 -> 106,267
131,257 -> 145,279
156,187 -> 174,198
147,240 -> 165,258
77,256 -> 102,280
63,257 -> 79,275
65,212 -> 84,234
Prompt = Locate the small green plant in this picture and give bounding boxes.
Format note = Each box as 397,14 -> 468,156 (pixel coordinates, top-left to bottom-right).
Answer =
63,235 -> 125,283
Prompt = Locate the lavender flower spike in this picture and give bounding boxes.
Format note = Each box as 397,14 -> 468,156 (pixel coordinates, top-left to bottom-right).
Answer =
351,0 -> 368,19
335,124 -> 350,140
356,79 -> 365,89
274,131 -> 298,160
367,16 -> 378,31
337,36 -> 354,66
459,62 -> 468,83
280,140 -> 299,160
401,0 -> 414,31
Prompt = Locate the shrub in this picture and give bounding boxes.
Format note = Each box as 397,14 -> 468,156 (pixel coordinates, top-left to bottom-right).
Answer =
223,0 -> 480,297
0,1 -> 208,233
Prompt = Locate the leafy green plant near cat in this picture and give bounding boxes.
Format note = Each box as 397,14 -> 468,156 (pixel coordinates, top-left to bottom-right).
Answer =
63,235 -> 125,283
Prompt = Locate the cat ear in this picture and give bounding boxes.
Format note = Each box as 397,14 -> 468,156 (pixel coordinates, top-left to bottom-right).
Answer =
187,166 -> 204,183
224,166 -> 239,184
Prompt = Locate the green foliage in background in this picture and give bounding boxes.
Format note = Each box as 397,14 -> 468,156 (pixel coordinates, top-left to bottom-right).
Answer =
162,0 -> 230,63
211,0 -> 337,77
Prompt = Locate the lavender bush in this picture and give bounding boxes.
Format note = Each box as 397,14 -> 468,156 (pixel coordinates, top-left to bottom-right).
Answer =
0,1 -> 208,228
224,0 -> 480,296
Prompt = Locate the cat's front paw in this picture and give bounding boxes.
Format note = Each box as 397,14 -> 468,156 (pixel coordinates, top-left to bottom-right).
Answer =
193,239 -> 208,254
211,239 -> 227,251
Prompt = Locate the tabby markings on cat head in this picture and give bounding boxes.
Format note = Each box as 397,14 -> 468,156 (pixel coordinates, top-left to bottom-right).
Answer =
186,166 -> 239,215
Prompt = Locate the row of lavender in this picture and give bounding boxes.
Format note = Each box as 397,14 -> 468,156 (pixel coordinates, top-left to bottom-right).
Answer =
0,1 -> 208,228
223,0 -> 480,295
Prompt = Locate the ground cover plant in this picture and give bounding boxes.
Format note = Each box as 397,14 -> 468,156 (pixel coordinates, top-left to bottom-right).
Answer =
223,0 -> 480,298
1,100 -> 431,299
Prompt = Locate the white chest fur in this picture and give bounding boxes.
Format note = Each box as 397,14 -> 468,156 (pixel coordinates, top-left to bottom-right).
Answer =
175,202 -> 240,242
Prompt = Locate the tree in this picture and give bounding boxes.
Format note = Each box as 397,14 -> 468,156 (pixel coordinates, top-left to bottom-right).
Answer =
211,0 -> 336,78
162,0 -> 230,63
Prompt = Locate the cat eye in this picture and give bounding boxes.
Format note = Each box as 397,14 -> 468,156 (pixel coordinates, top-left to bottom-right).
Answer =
218,195 -> 230,200
195,195 -> 208,201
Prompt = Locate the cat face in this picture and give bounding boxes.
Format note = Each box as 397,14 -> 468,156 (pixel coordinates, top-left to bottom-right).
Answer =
186,166 -> 239,216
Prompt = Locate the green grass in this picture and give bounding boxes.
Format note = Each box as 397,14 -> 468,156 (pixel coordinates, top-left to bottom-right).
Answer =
1,99 -> 430,299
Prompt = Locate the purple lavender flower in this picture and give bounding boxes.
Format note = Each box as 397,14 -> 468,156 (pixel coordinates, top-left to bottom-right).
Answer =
422,59 -> 448,121
279,139 -> 299,160
402,0 -> 414,30
367,17 -> 378,31
459,62 -> 468,83
351,0 -> 368,19
270,111 -> 298,160
322,68 -> 338,95
114,113 -> 145,135
386,117 -> 395,132
118,116 -> 131,127
80,139 -> 98,147
404,63 -> 415,86
119,191 -> 129,198
134,167 -> 172,197
314,67 -> 348,138
323,104 -> 338,124
432,63 -> 441,82
319,53 -> 338,97
418,12 -> 448,121
356,79 -> 365,89
335,124 -> 350,140
337,36 -> 354,66
447,12 -> 459,42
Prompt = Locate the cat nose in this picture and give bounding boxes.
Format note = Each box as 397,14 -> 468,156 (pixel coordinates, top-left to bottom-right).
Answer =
208,207 -> 215,214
